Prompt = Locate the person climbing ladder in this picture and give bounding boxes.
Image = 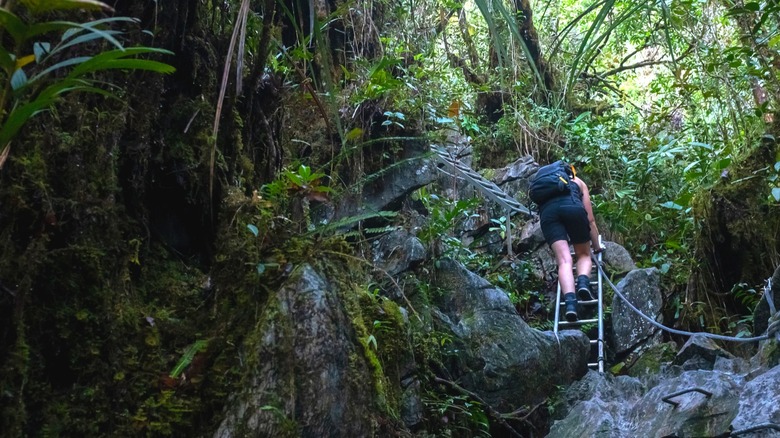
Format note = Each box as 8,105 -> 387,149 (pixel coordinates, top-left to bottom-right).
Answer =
529,161 -> 604,321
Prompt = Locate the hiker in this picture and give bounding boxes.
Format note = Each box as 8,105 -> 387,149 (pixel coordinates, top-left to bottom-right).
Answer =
529,161 -> 604,322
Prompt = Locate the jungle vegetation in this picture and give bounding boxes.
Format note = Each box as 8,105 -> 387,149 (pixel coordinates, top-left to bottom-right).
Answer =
1,0 -> 779,435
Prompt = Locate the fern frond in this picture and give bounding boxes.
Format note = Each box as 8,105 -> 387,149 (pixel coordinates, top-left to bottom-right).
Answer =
309,211 -> 398,235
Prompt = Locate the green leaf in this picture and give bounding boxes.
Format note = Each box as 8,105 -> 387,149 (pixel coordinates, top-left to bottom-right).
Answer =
0,45 -> 13,73
772,187 -> 780,202
0,78 -> 101,148
690,141 -> 713,150
0,8 -> 27,43
49,30 -> 122,58
715,158 -> 731,170
68,47 -> 174,77
26,20 -> 126,50
0,96 -> 55,148
169,339 -> 208,378
27,56 -> 91,84
256,263 -> 265,275
744,2 -> 760,12
247,224 -> 259,236
79,58 -> 176,74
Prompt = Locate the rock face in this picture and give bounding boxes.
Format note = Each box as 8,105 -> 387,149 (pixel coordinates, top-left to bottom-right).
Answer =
612,268 -> 663,355
601,241 -> 637,275
431,258 -> 591,411
214,265 -> 375,438
327,139 -> 438,222
550,330 -> 780,438
673,334 -> 735,370
371,229 -> 426,276
731,364 -> 780,433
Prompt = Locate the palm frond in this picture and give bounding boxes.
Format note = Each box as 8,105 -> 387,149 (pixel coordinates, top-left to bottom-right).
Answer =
210,0 -> 251,202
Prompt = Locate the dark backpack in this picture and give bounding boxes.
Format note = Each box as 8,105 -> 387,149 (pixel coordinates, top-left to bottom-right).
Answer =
528,161 -> 575,205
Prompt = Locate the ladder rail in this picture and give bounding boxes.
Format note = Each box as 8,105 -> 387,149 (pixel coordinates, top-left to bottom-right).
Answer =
596,247 -> 604,373
553,238 -> 605,373
431,145 -> 531,216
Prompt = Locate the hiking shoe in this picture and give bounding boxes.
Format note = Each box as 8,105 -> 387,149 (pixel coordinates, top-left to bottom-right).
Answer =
576,275 -> 594,301
564,293 -> 578,322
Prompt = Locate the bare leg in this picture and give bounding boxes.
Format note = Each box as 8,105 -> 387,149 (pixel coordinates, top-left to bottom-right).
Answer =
573,241 -> 592,278
551,240 -> 574,294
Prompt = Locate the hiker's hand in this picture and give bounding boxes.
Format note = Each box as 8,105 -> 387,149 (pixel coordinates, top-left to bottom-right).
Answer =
593,243 -> 606,254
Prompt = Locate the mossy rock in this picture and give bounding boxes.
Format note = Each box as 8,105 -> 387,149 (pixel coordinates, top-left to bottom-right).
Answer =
626,342 -> 679,378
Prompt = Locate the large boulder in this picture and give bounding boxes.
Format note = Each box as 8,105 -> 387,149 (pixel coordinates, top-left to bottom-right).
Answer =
601,241 -> 637,275
612,268 -> 663,355
371,228 -> 426,276
550,368 -> 741,437
548,371 -> 644,438
326,139 -> 438,223
626,370 -> 741,437
214,265 -> 377,438
731,363 -> 780,433
431,258 -> 590,412
673,334 -> 735,370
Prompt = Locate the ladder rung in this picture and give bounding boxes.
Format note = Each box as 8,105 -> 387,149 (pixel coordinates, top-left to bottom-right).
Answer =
559,299 -> 598,306
589,339 -> 599,345
559,318 -> 598,326
587,362 -> 599,367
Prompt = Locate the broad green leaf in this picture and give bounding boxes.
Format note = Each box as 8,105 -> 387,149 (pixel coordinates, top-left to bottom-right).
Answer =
60,16 -> 137,43
26,21 -> 125,50
247,224 -> 259,236
744,2 -> 760,11
0,45 -> 14,73
0,8 -> 27,43
0,96 -> 57,148
10,68 -> 27,90
715,158 -> 731,170
19,0 -> 111,14
168,339 -> 208,378
772,188 -> 780,202
256,263 -> 265,275
28,56 -> 91,84
82,58 -> 176,74
344,128 -> 363,142
690,142 -> 713,150
49,30 -> 122,58
68,47 -> 174,77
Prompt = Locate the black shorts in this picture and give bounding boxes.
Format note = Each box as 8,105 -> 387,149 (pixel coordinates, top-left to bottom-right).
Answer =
539,198 -> 590,246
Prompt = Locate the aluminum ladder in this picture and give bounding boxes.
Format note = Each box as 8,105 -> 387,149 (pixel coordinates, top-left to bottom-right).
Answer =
553,247 -> 605,373
430,145 -> 531,256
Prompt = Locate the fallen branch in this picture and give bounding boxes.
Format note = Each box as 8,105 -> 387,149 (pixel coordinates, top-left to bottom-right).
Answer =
434,376 -> 527,437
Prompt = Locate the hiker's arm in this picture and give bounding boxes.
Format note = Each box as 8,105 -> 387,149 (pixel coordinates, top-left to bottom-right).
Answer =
575,177 -> 602,252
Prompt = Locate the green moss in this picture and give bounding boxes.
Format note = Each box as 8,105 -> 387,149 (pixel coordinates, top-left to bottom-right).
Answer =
627,342 -> 678,377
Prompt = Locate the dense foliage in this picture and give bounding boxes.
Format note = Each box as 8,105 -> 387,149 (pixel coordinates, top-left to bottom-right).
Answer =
2,0 -> 780,435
